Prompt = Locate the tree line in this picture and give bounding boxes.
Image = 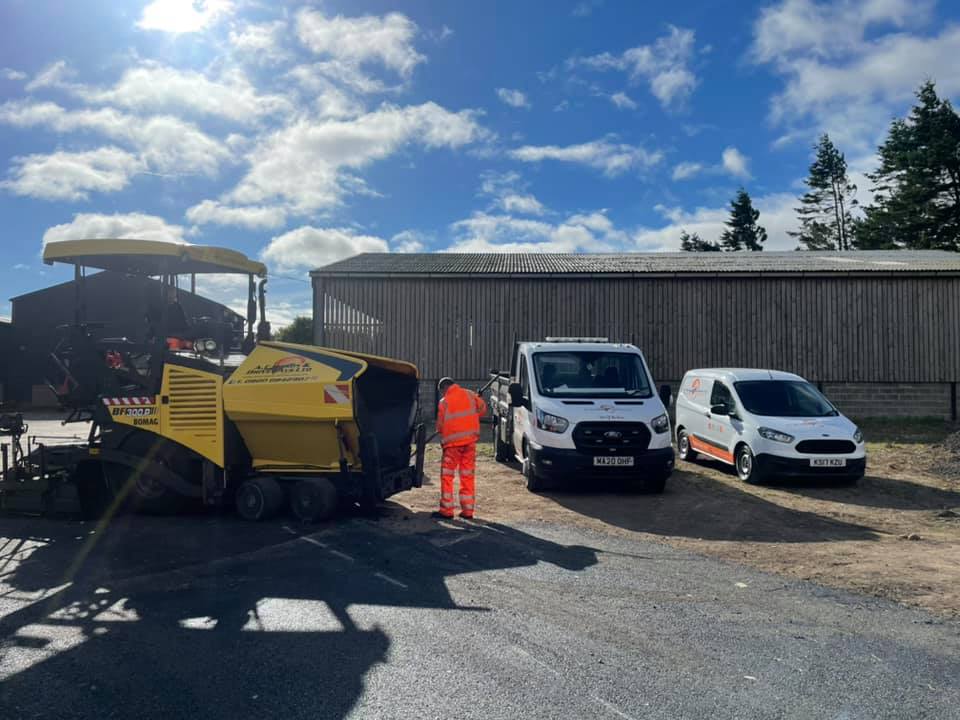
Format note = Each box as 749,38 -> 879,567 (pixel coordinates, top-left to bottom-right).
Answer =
680,80 -> 960,252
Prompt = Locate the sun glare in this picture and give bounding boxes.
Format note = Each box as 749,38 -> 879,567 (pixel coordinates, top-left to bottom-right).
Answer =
136,0 -> 231,33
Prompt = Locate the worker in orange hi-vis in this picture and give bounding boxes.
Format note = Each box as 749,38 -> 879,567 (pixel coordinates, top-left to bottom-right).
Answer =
435,377 -> 487,519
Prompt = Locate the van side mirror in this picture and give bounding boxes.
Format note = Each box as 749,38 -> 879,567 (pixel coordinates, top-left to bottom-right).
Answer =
659,383 -> 672,407
508,382 -> 524,407
710,403 -> 729,416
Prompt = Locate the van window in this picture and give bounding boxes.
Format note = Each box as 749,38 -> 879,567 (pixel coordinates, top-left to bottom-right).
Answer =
710,381 -> 734,409
734,381 -> 838,417
519,355 -> 530,400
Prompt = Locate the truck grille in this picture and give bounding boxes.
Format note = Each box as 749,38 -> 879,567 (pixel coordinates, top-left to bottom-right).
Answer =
572,422 -> 650,455
795,439 -> 856,454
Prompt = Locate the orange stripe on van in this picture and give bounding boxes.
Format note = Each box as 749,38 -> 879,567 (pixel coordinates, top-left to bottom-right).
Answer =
689,435 -> 734,464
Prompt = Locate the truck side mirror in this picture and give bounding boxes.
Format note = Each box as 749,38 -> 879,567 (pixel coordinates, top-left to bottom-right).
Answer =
508,382 -> 524,407
659,383 -> 672,407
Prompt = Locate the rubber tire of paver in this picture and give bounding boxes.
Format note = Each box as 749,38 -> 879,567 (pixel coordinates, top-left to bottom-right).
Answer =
235,476 -> 285,521
290,477 -> 338,523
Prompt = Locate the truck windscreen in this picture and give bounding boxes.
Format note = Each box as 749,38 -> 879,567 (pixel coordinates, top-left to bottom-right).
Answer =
532,351 -> 652,398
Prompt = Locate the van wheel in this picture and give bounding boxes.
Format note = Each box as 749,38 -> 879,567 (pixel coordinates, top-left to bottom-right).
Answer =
677,429 -> 696,462
523,457 -> 547,493
493,419 -> 512,463
735,444 -> 765,485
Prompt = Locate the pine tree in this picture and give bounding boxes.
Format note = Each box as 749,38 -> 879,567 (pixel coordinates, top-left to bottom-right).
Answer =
720,189 -> 767,251
790,134 -> 857,250
679,229 -> 721,252
859,81 -> 960,250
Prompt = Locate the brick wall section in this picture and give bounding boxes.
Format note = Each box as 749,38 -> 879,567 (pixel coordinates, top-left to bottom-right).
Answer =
821,382 -> 953,420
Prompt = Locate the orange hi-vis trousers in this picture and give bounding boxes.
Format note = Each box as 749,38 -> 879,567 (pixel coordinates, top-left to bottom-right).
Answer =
440,444 -> 476,518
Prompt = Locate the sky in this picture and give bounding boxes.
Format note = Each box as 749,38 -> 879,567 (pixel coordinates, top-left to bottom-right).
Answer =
1,0 -> 959,325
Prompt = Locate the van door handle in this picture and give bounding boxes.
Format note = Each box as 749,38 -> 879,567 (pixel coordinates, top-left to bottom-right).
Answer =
703,411 -> 711,417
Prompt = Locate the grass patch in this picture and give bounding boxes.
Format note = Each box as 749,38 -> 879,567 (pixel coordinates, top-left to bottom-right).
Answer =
856,417 -> 958,445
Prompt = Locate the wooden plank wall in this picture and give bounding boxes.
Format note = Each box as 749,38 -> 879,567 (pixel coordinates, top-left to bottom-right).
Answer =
313,276 -> 960,383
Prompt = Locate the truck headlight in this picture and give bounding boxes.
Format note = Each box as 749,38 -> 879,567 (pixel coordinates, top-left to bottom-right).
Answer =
758,427 -> 794,444
853,428 -> 863,443
651,413 -> 670,434
535,409 -> 568,433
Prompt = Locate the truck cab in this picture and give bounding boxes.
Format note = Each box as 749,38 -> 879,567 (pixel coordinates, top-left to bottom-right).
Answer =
490,339 -> 674,492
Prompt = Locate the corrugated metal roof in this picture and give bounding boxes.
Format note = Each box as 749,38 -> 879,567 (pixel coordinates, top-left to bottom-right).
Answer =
312,251 -> 960,276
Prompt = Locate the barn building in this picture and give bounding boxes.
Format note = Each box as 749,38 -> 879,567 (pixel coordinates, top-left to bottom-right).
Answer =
311,251 -> 960,420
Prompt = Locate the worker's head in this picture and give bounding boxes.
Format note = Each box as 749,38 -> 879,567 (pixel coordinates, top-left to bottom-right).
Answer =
437,377 -> 454,396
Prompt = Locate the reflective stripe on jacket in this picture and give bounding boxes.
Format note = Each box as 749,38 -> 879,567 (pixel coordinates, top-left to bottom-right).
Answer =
437,384 -> 488,448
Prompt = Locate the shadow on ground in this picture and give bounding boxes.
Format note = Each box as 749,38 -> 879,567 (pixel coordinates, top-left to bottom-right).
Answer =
772,473 -> 960,511
0,511 -> 597,719
535,460 -> 878,543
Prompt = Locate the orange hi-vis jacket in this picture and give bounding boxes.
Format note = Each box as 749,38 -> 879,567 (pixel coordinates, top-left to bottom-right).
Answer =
437,384 -> 488,448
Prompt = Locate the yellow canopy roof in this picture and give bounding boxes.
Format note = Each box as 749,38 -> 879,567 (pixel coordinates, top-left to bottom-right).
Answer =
43,239 -> 267,277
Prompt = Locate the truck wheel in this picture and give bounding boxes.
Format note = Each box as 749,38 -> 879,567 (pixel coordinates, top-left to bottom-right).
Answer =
235,477 -> 284,521
735,444 -> 765,485
494,420 -> 512,463
677,429 -> 697,462
290,478 -> 338,523
523,457 -> 548,493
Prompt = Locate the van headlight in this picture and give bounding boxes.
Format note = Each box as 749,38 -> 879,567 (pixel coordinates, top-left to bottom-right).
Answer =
758,427 -> 794,444
535,409 -> 569,433
651,413 -> 670,434
853,428 -> 863,443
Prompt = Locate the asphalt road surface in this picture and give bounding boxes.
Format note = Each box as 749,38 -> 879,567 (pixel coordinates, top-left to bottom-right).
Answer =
1,509 -> 959,720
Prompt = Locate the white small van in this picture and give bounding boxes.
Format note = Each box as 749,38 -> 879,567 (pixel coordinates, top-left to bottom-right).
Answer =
675,369 -> 865,484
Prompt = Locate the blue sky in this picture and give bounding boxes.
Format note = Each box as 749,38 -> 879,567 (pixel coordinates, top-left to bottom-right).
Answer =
1,0 -> 959,323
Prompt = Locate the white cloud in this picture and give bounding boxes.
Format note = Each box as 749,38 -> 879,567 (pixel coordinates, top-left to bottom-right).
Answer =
609,91 -> 637,110
572,0 -> 604,18
292,60 -> 387,95
572,26 -> 699,109
752,0 -> 928,64
671,161 -> 703,181
496,88 -> 530,109
137,0 -> 234,33
478,171 -> 546,216
296,9 -> 425,79
510,138 -> 662,176
229,20 -> 290,65
500,193 -> 545,215
185,200 -> 287,230
633,193 -> 798,251
0,100 -> 231,176
262,226 -> 389,272
227,102 -> 486,213
43,212 -> 186,246
25,60 -> 72,92
391,230 -> 426,253
752,0 -> 959,153
446,209 -> 628,253
721,146 -> 751,178
75,63 -> 291,124
2,68 -> 27,81
2,147 -> 143,201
